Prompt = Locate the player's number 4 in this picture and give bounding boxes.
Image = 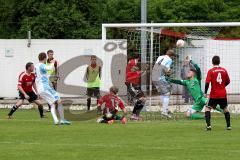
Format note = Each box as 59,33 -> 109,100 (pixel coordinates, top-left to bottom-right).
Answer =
216,72 -> 222,84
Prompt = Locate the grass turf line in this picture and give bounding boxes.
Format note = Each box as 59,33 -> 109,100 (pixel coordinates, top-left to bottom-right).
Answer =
0,109 -> 239,160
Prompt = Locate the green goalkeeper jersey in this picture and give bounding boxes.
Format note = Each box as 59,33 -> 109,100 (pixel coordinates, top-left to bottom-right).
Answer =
181,78 -> 204,100
169,61 -> 206,111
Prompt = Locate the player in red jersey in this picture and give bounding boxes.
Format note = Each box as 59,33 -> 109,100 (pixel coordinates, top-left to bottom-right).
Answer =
97,86 -> 127,124
204,56 -> 231,130
8,62 -> 45,119
125,54 -> 146,121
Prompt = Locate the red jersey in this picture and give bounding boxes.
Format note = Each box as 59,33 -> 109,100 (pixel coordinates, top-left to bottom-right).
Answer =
18,72 -> 36,92
98,93 -> 125,114
206,66 -> 230,98
126,59 -> 141,85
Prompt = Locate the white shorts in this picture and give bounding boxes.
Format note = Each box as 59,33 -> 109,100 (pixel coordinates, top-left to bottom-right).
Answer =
40,86 -> 60,105
153,79 -> 171,95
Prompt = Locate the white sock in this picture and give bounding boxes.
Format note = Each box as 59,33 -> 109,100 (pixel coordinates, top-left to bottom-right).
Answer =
161,95 -> 169,113
57,104 -> 65,121
50,104 -> 59,124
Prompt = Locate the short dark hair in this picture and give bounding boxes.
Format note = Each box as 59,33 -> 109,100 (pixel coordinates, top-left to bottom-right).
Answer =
110,86 -> 119,94
166,49 -> 175,56
133,53 -> 140,59
38,52 -> 47,61
25,62 -> 33,70
91,55 -> 97,59
212,55 -> 220,65
47,49 -> 54,54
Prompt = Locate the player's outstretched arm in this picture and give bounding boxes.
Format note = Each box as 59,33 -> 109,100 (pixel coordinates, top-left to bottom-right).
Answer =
167,78 -> 186,86
190,60 -> 201,81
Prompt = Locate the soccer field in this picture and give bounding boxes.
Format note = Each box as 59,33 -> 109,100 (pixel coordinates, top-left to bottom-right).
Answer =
0,109 -> 240,160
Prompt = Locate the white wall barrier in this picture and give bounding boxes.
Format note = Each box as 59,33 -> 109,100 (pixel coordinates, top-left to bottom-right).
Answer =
0,39 -> 127,98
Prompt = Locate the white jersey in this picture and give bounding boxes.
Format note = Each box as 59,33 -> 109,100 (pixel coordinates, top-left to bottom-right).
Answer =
152,55 -> 173,81
35,63 -> 50,92
35,62 -> 60,105
155,55 -> 172,69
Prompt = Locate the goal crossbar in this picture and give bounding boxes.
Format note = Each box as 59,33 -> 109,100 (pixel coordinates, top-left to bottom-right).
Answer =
102,22 -> 240,41
102,22 -> 240,28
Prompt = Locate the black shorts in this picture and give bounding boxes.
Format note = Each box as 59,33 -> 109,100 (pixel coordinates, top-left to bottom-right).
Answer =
87,87 -> 100,98
207,98 -> 228,109
126,84 -> 144,99
19,91 -> 38,103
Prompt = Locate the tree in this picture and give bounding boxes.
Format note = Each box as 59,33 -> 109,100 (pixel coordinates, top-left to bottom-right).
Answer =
17,0 -> 90,38
0,0 -> 239,39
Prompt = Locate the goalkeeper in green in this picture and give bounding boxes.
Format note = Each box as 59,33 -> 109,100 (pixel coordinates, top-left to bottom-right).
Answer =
167,59 -> 222,119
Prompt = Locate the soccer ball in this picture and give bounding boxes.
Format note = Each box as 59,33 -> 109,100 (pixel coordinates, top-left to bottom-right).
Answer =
106,112 -> 112,119
176,39 -> 185,47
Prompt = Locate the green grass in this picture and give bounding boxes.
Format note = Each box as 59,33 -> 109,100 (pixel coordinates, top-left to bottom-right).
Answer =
0,109 -> 240,160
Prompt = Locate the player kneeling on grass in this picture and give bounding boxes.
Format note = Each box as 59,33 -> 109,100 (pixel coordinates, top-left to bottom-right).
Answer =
35,52 -> 71,125
167,60 -> 223,119
97,86 -> 127,124
8,62 -> 45,119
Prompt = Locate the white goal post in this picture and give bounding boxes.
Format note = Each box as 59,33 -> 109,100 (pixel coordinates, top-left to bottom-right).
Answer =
102,22 -> 240,109
102,22 -> 240,41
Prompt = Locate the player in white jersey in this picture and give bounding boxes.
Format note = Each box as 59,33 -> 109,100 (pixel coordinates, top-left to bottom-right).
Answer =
152,49 -> 175,118
35,52 -> 71,125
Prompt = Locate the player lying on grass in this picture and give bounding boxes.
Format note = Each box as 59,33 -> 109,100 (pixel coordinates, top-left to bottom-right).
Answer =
97,86 -> 127,124
8,62 -> 45,119
167,59 -> 223,119
35,52 -> 71,125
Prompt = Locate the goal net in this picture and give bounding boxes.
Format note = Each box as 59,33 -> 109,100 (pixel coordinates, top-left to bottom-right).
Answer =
102,23 -> 240,114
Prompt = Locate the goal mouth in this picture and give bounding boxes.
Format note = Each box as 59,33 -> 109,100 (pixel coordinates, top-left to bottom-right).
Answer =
102,22 -> 240,108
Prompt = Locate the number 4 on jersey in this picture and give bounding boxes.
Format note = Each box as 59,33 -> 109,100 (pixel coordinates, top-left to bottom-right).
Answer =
216,72 -> 222,84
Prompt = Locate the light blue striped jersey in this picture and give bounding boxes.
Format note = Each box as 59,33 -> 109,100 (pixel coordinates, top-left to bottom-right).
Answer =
35,63 -> 50,92
153,55 -> 173,81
